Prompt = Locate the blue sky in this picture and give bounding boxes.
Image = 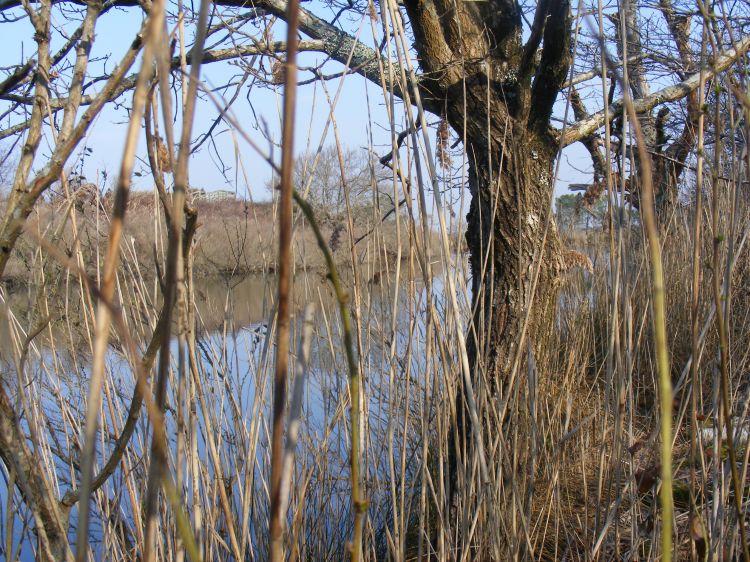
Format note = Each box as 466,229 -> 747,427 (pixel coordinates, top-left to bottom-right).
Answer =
1,2 -> 592,205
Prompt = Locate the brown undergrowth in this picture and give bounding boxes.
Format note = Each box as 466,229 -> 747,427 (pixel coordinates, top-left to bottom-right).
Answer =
526,199 -> 750,561
1,191 -> 415,285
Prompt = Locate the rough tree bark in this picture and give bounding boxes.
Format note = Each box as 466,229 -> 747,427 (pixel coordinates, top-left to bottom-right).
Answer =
400,0 -> 571,508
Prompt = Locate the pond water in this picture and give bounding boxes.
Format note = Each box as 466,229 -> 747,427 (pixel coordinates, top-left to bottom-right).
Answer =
0,261 -> 469,559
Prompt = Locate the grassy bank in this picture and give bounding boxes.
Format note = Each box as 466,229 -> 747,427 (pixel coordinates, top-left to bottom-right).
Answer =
2,191 -> 423,286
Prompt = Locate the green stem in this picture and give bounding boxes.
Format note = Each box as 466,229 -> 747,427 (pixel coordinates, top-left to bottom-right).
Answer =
292,190 -> 367,561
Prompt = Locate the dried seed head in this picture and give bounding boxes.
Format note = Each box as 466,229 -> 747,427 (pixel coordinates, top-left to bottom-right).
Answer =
562,249 -> 593,273
581,179 -> 605,208
157,136 -> 173,173
436,117 -> 451,170
272,61 -> 286,85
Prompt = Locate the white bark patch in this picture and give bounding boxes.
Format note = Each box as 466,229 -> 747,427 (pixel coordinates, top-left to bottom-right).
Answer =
526,212 -> 540,229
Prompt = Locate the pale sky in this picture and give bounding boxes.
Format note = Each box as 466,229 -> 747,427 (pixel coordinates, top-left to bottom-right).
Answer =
1,3 -> 592,206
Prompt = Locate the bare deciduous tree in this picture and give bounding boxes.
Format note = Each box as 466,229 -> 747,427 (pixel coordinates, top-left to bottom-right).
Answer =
269,145 -> 391,221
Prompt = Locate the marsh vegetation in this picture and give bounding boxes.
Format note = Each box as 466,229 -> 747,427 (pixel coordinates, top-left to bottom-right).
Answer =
0,0 -> 750,560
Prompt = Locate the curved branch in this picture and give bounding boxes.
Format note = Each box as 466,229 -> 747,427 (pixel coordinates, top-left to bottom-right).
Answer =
0,59 -> 35,96
562,32 -> 750,147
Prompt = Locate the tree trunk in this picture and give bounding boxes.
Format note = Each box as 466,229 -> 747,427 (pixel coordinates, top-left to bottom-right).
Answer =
464,131 -> 563,386
449,115 -> 564,512
399,0 -> 573,540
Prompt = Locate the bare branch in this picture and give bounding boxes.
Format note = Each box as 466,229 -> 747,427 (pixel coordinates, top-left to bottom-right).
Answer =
659,0 -> 693,73
528,0 -> 571,132
1,40 -> 327,111
569,88 -> 606,182
256,0 -> 416,101
0,118 -> 33,140
564,54 -> 649,88
562,33 -> 750,146
0,59 -> 35,96
519,0 -> 551,82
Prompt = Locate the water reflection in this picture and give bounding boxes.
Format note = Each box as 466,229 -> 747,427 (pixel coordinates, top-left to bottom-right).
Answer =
0,261 -> 469,559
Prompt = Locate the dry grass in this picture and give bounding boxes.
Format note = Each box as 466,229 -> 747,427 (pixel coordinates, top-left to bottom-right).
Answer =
2,147 -> 750,562
0,194 -> 416,287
